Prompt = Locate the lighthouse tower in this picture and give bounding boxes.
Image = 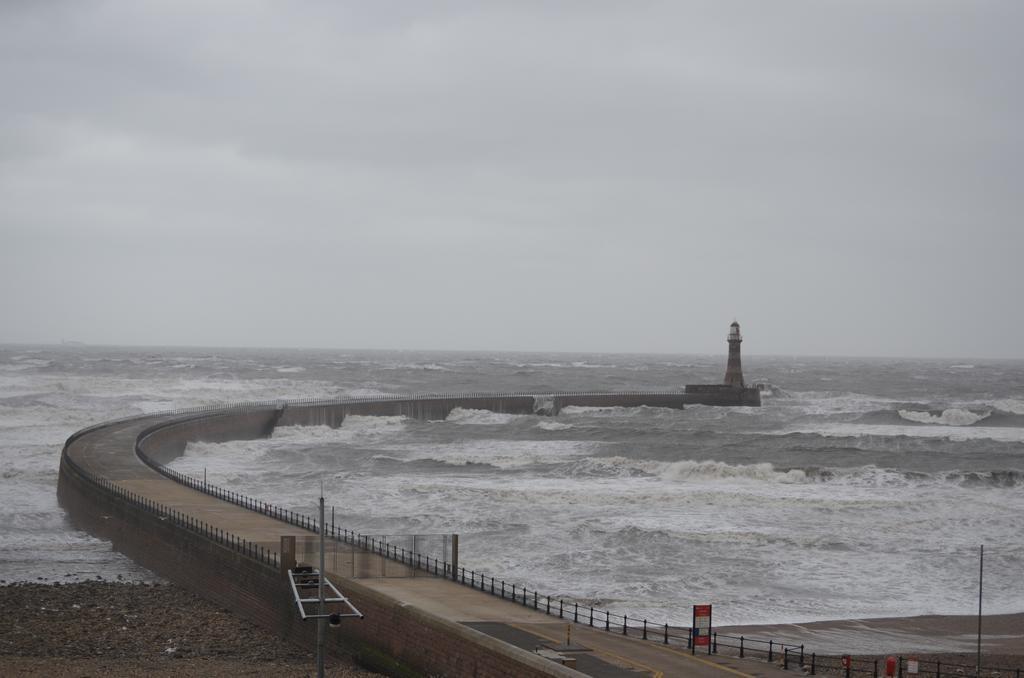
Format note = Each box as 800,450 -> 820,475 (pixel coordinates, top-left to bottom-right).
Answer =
723,321 -> 745,387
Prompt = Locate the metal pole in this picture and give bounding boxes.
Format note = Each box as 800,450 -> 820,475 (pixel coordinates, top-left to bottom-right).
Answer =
317,492 -> 325,678
977,544 -> 983,678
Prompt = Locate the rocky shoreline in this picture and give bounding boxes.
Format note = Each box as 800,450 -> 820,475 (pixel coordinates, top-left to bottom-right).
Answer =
0,581 -> 381,677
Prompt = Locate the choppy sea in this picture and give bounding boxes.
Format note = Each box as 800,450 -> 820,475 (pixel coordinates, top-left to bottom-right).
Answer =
1,345 -> 1022,625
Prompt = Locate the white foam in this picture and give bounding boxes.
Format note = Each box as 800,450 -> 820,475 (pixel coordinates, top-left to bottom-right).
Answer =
659,459 -> 809,484
776,423 -> 1024,444
897,408 -> 989,426
273,417 -> 407,442
386,439 -> 597,470
275,366 -> 305,373
992,398 -> 1024,415
445,408 -> 527,425
536,421 -> 574,431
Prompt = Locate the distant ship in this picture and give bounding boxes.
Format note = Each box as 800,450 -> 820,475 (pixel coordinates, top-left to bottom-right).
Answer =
682,321 -> 761,406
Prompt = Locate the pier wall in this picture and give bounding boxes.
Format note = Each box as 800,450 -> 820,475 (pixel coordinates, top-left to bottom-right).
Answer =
683,385 -> 761,406
58,432 -> 576,678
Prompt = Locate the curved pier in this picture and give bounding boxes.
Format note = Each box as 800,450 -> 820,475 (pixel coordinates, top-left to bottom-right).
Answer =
57,392 -> 786,678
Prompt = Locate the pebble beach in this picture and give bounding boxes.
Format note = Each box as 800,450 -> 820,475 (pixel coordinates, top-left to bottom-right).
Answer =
0,580 -> 381,677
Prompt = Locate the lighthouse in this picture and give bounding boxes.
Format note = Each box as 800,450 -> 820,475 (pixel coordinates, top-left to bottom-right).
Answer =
723,321 -> 745,387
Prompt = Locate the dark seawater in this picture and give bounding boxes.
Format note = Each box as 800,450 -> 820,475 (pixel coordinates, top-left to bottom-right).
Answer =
1,345 -> 1021,624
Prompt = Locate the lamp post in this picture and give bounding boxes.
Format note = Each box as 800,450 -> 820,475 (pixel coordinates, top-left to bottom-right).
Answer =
287,489 -> 362,678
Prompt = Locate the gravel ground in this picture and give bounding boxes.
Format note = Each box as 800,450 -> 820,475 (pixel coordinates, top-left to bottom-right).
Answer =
0,581 -> 382,677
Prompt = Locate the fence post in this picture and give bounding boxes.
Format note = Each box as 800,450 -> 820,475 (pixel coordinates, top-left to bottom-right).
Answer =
590,607 -> 594,626
769,640 -> 774,662
664,623 -> 669,645
846,660 -> 852,678
811,652 -> 816,675
534,592 -> 538,610
643,619 -> 648,640
712,631 -> 717,654
784,648 -> 789,670
501,580 -> 505,598
559,600 -> 563,618
898,656 -> 903,678
546,596 -> 551,614
740,636 -> 745,658
574,602 -> 578,622
623,614 -> 628,635
801,645 -> 805,667
606,611 -> 610,632
874,659 -> 878,678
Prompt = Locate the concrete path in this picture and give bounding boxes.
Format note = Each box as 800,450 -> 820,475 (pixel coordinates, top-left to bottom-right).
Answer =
66,415 -> 795,678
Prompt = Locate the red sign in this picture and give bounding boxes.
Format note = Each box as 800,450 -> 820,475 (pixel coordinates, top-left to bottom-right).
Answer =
692,604 -> 712,647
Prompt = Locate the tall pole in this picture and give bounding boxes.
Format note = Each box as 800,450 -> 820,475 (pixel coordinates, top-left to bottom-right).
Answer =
976,544 -> 983,677
317,491 -> 326,678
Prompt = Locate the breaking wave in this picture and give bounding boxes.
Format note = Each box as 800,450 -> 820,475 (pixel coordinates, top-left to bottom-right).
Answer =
897,408 -> 990,426
564,457 -> 1023,489
445,408 -> 528,425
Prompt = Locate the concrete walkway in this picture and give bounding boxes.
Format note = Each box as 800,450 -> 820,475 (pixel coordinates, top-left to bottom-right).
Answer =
66,415 -> 795,678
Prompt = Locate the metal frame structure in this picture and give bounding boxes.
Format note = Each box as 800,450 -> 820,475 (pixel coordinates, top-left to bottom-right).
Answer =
287,565 -> 363,622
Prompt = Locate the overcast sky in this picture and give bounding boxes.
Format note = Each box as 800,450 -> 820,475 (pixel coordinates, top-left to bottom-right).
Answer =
1,1 -> 1021,358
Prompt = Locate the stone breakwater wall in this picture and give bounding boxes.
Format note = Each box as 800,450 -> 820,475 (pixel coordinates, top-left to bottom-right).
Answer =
683,385 -> 762,407
58,392 -> 685,677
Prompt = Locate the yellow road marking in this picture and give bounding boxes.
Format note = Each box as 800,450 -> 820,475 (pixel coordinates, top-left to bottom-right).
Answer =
508,622 -> 664,678
652,642 -> 756,678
